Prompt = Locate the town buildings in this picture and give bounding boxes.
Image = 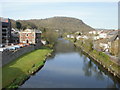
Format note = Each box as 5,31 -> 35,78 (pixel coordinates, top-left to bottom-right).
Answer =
66,29 -> 119,58
19,29 -> 42,44
0,17 -> 12,46
11,28 -> 19,44
108,33 -> 119,56
0,21 -> 2,45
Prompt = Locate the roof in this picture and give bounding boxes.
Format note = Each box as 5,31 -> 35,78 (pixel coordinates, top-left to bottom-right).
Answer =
95,38 -> 109,44
24,29 -> 33,32
20,29 -> 42,33
108,33 -> 119,42
0,17 -> 9,23
108,30 -> 118,35
35,30 -> 42,33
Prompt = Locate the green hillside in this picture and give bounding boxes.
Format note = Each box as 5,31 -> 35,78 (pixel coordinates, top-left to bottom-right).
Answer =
11,17 -> 95,33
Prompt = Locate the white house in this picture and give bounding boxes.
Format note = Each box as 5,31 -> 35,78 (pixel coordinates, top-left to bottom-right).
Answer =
75,31 -> 82,35
76,35 -> 88,40
89,30 -> 97,34
67,35 -> 70,38
99,33 -> 107,39
41,40 -> 47,45
71,35 -> 74,38
82,35 -> 88,39
76,36 -> 82,40
93,33 -> 107,40
99,43 -> 109,52
97,31 -> 102,34
67,35 -> 74,38
93,36 -> 100,40
55,30 -> 59,32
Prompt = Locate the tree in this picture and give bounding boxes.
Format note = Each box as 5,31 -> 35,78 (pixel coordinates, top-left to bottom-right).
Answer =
27,22 -> 37,29
16,21 -> 22,29
42,30 -> 58,45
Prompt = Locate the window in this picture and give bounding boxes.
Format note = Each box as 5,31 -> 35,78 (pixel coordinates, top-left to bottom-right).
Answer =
26,34 -> 29,37
26,40 -> 29,43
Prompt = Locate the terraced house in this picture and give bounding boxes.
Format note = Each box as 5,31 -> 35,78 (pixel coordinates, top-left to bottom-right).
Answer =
19,29 -> 42,45
108,33 -> 119,57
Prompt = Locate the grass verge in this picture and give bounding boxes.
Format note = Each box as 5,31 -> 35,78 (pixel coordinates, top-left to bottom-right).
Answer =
67,38 -> 120,78
2,46 -> 53,88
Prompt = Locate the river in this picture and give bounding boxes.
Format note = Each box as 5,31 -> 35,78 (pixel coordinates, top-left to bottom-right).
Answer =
20,38 -> 120,88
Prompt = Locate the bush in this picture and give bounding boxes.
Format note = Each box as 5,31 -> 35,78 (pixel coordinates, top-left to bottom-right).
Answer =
99,52 -> 109,61
42,30 -> 59,45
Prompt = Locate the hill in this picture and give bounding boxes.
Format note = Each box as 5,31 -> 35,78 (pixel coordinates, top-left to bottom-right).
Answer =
11,17 -> 95,33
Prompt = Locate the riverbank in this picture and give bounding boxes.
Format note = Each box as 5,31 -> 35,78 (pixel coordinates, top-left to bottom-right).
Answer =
2,46 -> 53,88
66,38 -> 120,79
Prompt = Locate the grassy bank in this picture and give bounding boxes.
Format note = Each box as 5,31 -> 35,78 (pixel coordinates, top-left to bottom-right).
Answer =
67,38 -> 120,78
2,46 -> 53,88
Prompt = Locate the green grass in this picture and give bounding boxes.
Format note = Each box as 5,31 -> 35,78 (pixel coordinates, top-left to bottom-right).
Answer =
90,50 -> 120,74
68,38 -> 120,77
2,46 -> 53,88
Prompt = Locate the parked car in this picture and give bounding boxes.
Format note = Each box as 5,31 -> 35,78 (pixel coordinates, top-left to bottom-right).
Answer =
23,44 -> 27,47
0,44 -> 5,48
26,43 -> 30,46
14,45 -> 20,49
0,48 -> 4,52
18,44 -> 24,48
7,47 -> 16,50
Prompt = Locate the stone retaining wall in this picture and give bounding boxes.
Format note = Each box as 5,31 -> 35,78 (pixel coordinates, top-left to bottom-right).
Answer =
1,42 -> 42,67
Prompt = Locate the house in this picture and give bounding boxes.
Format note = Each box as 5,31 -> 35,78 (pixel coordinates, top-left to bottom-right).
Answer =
67,35 -> 74,38
76,35 -> 88,40
41,40 -> 47,45
99,33 -> 107,39
94,39 -> 109,52
11,28 -> 20,44
107,30 -> 118,39
75,31 -> 82,35
108,33 -> 119,56
82,35 -> 88,39
89,30 -> 97,34
93,32 -> 107,40
76,35 -> 82,40
67,35 -> 70,38
70,35 -> 74,38
55,30 -> 59,32
93,36 -> 100,40
99,43 -> 109,52
108,33 -> 119,47
19,29 -> 42,44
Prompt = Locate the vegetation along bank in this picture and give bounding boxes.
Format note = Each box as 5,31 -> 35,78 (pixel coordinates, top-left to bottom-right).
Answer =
66,38 -> 120,79
2,46 -> 53,88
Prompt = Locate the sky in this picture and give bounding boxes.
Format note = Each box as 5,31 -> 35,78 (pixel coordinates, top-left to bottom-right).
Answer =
0,0 -> 119,29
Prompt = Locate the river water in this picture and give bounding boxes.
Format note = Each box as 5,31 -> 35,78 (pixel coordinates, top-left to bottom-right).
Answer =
20,38 -> 120,88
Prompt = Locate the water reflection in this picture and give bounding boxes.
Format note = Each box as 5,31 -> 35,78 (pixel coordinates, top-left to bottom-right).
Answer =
20,38 -> 120,88
55,38 -> 75,54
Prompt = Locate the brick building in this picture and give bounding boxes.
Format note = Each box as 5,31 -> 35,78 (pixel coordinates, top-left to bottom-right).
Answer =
19,29 -> 42,44
0,17 -> 12,45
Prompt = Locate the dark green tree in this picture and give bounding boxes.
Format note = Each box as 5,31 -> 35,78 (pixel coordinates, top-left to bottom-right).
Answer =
16,21 -> 22,29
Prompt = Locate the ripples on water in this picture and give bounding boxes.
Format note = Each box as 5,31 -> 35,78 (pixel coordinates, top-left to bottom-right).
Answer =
20,38 -> 120,88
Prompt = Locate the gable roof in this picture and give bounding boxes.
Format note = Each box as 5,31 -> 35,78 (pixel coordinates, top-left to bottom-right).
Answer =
108,33 -> 119,42
108,30 -> 118,35
20,29 -> 42,33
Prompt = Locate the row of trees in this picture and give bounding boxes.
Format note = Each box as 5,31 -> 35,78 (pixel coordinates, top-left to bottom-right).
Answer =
42,29 -> 59,45
12,20 -> 59,45
11,17 -> 94,33
15,21 -> 37,30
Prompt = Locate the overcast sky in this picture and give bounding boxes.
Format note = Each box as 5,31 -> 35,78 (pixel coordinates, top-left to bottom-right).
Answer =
0,0 -> 119,29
